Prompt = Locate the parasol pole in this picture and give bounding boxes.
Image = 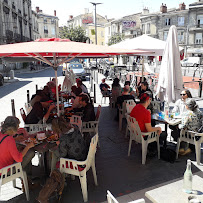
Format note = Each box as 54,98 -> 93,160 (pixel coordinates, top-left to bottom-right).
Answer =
54,68 -> 60,116
141,56 -> 144,82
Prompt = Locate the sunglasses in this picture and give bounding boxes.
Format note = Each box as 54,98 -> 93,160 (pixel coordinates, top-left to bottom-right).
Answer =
180,93 -> 186,96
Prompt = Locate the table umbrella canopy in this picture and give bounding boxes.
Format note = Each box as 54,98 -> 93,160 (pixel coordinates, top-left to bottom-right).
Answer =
0,38 -> 152,67
156,26 -> 183,103
0,38 -> 151,115
111,34 -> 184,56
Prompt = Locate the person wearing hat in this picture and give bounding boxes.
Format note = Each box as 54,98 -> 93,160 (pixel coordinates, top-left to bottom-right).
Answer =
173,98 -> 203,155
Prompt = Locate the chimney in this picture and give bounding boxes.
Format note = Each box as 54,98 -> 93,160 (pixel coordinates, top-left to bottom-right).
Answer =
143,7 -> 149,14
105,15 -> 107,19
36,7 -> 40,13
69,15 -> 73,20
179,2 -> 186,10
160,3 -> 167,13
54,10 -> 56,16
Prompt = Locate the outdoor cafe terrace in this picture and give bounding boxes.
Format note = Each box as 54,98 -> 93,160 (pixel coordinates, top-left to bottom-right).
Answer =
0,70 -> 203,203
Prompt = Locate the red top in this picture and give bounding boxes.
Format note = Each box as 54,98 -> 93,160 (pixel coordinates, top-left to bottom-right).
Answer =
130,104 -> 151,132
0,133 -> 23,170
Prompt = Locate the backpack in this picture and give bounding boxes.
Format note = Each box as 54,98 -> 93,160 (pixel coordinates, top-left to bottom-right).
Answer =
160,145 -> 176,163
37,169 -> 65,203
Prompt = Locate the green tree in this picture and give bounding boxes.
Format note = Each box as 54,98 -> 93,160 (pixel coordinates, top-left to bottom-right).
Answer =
108,33 -> 124,46
59,26 -> 89,42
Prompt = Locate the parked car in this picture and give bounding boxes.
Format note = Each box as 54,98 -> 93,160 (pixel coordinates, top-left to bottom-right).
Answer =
63,63 -> 86,80
181,57 -> 201,67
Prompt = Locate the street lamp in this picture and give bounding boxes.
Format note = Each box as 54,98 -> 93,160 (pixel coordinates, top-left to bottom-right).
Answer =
90,2 -> 102,45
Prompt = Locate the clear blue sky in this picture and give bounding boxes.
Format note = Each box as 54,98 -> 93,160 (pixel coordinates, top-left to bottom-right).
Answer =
32,0 -> 196,26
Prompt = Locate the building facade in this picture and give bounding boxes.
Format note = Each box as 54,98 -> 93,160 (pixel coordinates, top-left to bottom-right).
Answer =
140,1 -> 203,56
187,0 -> 203,56
32,10 -> 39,40
104,13 -> 142,46
35,7 -> 59,38
67,9 -> 109,45
0,0 -> 33,44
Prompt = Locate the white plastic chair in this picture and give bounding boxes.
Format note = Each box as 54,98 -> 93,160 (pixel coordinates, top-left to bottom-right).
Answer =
60,134 -> 98,202
125,103 -> 136,137
107,190 -> 145,203
107,190 -> 119,203
101,91 -> 110,104
119,99 -> 136,131
127,116 -> 160,164
70,115 -> 82,132
0,162 -> 29,201
24,103 -> 32,114
24,124 -> 47,134
82,121 -> 100,146
176,129 -> 203,165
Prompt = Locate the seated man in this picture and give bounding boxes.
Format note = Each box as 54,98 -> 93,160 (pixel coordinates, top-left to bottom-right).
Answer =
121,81 -> 136,97
78,94 -> 95,122
25,101 -> 55,124
76,78 -> 88,93
130,93 -> 164,150
100,78 -> 110,95
117,86 -> 135,109
137,81 -> 153,99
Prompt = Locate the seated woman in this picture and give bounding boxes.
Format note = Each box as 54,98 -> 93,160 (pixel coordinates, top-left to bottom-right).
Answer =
111,78 -> 121,104
170,89 -> 193,134
51,116 -> 88,172
172,89 -> 192,115
172,98 -> 203,155
0,116 -> 35,185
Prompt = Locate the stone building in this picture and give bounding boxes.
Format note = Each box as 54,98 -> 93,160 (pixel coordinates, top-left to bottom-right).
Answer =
105,13 -> 142,45
32,10 -> 39,40
140,3 -> 188,46
140,1 -> 203,56
67,9 -> 109,45
0,0 -> 33,45
35,7 -> 59,38
187,0 -> 203,56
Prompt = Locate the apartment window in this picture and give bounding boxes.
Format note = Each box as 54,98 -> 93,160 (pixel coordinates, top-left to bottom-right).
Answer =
178,31 -> 184,42
44,18 -> 47,23
52,27 -> 55,35
101,31 -> 104,37
165,18 -> 171,26
163,31 -> 168,41
197,15 -> 203,27
142,24 -> 145,34
51,19 -> 55,24
108,27 -> 110,35
130,30 -> 133,34
146,23 -> 150,34
195,33 -> 202,44
178,17 -> 184,26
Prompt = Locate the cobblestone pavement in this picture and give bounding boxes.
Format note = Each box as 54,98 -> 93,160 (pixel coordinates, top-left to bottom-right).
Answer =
0,68 -> 203,203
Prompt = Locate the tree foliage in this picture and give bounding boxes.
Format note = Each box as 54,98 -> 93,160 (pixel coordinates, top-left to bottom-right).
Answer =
59,26 -> 89,42
108,33 -> 124,46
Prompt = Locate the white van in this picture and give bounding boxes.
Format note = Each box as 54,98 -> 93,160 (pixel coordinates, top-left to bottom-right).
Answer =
181,57 -> 201,67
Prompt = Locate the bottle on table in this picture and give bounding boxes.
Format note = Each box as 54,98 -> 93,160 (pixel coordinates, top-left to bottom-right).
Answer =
164,101 -> 169,118
183,159 -> 193,194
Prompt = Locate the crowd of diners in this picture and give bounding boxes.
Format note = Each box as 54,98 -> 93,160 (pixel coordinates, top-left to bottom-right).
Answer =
100,77 -> 203,156
0,76 -> 96,190
0,74 -> 203,196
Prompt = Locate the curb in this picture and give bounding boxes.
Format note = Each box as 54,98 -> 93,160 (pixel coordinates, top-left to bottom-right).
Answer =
14,66 -> 51,74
